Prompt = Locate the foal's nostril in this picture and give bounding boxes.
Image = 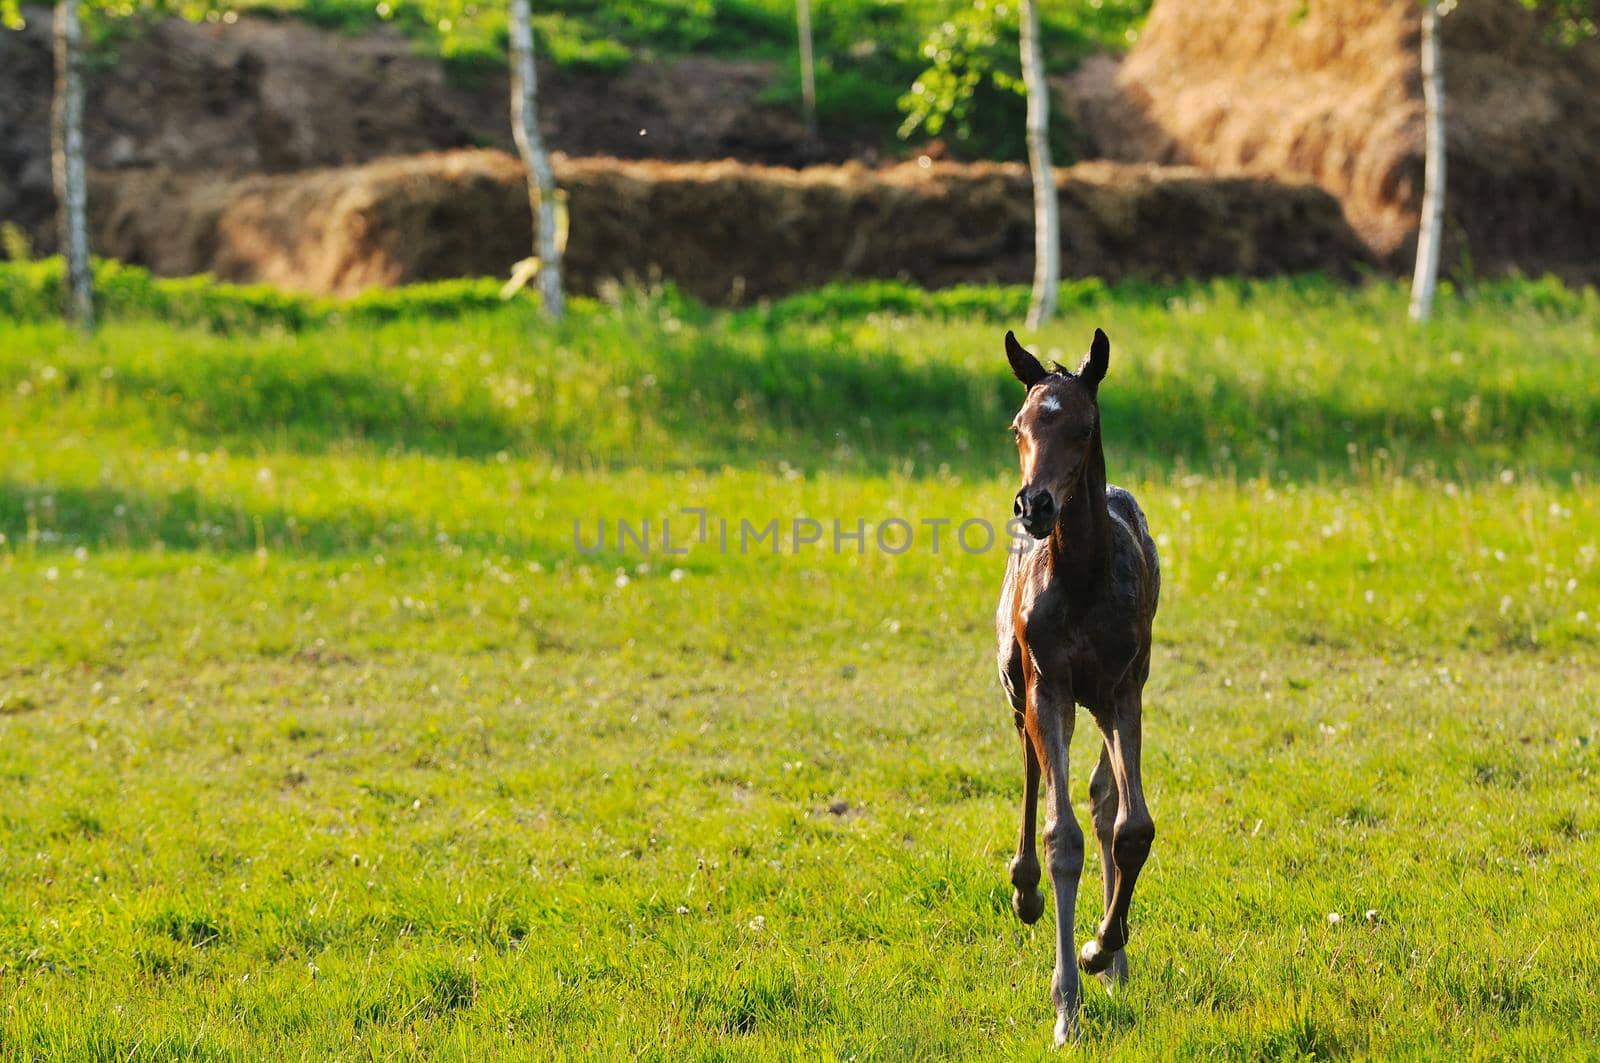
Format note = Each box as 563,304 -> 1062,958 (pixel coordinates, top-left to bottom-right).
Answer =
1014,493 -> 1025,516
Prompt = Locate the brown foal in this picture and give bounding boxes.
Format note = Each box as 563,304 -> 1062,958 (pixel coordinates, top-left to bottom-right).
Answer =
994,328 -> 1160,1044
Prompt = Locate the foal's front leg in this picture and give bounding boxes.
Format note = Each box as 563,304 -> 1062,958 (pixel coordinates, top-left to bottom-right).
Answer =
1009,723 -> 1046,924
1031,678 -> 1084,1045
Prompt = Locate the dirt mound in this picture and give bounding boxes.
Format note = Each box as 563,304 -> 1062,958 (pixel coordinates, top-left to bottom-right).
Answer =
88,149 -> 1371,302
1062,0 -> 1600,279
0,7 -> 839,251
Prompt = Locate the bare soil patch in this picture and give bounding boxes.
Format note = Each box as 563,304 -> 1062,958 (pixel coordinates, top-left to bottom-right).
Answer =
1,7 -> 838,251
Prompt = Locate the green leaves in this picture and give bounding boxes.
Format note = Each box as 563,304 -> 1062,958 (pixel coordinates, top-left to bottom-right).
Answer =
897,0 -> 1019,143
1520,0 -> 1599,44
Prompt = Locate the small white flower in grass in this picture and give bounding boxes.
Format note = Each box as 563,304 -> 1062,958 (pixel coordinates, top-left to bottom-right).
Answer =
257,467 -> 273,483
1365,909 -> 1380,923
1578,611 -> 1590,624
1327,912 -> 1341,925
676,905 -> 689,915
44,567 -> 58,582
747,915 -> 765,932
614,571 -> 629,589
670,568 -> 686,583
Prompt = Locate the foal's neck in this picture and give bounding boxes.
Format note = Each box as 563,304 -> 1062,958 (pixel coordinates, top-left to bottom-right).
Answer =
1048,429 -> 1111,596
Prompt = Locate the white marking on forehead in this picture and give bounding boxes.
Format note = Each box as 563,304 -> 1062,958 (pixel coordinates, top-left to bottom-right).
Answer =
1039,394 -> 1062,412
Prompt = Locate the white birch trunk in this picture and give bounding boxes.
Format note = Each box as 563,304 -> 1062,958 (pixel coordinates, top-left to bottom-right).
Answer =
797,0 -> 817,144
1020,0 -> 1058,329
53,0 -> 93,328
1409,0 -> 1445,323
509,0 -> 564,320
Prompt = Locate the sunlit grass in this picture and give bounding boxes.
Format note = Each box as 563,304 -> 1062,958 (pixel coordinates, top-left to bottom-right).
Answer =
2,276 -> 1598,1056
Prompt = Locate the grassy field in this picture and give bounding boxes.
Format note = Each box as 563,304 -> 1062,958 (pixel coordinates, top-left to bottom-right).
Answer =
2,273 -> 1599,1058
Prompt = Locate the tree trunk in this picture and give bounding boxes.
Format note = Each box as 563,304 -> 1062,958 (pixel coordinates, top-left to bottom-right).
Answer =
1019,0 -> 1058,329
508,0 -> 564,321
796,0 -> 817,147
1409,0 -> 1445,323
53,0 -> 93,329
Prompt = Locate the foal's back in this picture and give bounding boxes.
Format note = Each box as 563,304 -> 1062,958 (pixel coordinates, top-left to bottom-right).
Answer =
1106,485 -> 1160,632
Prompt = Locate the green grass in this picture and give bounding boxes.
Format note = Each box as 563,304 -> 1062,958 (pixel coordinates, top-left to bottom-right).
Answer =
2,271 -> 1599,1057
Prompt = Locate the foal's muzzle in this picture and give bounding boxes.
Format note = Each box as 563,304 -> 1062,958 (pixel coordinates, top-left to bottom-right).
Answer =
1014,487 -> 1057,538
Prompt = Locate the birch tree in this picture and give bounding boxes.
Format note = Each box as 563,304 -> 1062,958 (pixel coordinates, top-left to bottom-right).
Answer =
1019,0 -> 1058,328
54,0 -> 94,328
1408,0 -> 1444,323
796,0 -> 817,145
508,0 -> 564,320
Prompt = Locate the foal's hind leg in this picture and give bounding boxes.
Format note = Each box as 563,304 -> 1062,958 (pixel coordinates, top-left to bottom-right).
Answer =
1079,691 -> 1155,975
1087,744 -> 1129,986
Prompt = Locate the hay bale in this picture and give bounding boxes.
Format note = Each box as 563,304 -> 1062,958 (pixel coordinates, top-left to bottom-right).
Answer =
93,153 -> 534,293
90,149 -> 1371,301
1065,0 -> 1600,278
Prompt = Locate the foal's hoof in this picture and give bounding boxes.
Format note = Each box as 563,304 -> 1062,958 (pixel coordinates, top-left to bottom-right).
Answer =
1095,949 -> 1129,989
1052,1009 -> 1079,1047
1077,938 -> 1114,975
1012,887 -> 1046,925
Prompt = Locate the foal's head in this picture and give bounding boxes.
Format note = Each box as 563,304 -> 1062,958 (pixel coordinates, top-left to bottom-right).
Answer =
1005,328 -> 1109,539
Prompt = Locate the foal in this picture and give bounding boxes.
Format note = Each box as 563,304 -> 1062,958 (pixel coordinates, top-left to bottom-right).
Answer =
994,328 -> 1160,1044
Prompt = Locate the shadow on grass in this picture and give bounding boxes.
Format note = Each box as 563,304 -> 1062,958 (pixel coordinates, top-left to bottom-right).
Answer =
637,331 -> 1597,480
26,317 -> 1597,480
0,481 -> 566,563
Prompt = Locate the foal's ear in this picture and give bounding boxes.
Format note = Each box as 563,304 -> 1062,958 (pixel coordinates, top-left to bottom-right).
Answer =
1077,328 -> 1110,393
1005,330 -> 1048,388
